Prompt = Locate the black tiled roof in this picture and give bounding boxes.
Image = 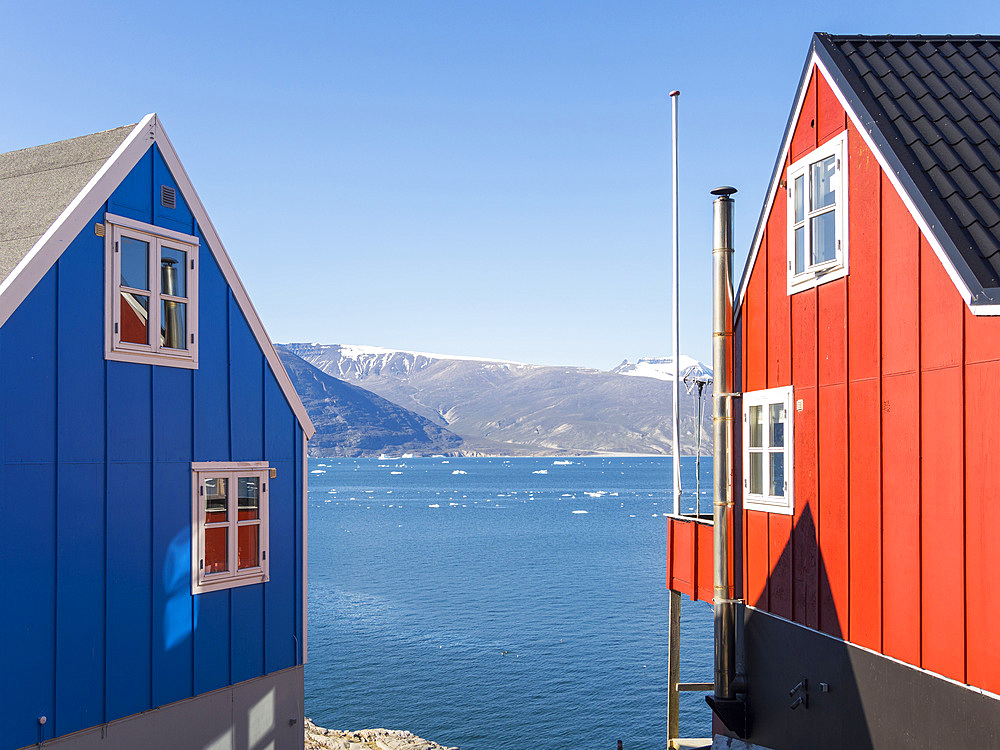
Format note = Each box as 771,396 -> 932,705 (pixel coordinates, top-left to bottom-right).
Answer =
817,34 -> 1000,296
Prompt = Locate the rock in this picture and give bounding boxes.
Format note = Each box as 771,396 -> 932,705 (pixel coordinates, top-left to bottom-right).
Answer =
305,718 -> 460,750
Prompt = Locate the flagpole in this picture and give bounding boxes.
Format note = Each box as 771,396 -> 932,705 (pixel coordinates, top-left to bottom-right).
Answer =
670,89 -> 682,515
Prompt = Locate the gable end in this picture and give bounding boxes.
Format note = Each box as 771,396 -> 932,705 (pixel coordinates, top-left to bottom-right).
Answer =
738,34 -> 1000,315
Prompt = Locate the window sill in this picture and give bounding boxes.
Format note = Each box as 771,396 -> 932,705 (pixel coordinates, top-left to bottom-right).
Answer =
106,348 -> 198,369
194,571 -> 268,594
787,262 -> 848,295
744,498 -> 795,515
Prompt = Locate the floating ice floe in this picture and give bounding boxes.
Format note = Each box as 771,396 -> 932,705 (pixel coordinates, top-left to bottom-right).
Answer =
532,469 -> 548,474
310,470 -> 326,474
428,504 -> 441,508
442,460 -> 450,464
390,471 -> 403,475
584,491 -> 606,498
552,460 -> 574,465
572,510 -> 589,514
452,470 -> 467,475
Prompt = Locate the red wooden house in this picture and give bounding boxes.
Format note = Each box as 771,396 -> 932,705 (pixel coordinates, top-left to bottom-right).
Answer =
667,34 -> 1000,749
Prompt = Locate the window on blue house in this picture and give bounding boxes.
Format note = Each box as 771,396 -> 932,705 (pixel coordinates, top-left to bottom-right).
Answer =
105,213 -> 198,368
191,462 -> 270,593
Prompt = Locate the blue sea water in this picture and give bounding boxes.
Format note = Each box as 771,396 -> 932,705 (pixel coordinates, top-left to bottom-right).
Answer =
305,456 -> 714,749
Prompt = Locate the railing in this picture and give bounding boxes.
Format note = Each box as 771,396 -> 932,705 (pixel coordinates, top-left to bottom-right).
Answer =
665,588 -> 714,749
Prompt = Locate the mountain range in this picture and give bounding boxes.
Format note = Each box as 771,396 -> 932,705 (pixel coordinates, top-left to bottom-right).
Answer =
279,343 -> 713,457
276,349 -> 463,457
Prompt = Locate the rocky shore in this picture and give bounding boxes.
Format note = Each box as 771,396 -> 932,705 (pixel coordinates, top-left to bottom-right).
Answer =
305,718 -> 460,750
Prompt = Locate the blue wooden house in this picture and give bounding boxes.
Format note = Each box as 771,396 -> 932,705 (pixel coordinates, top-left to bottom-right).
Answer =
0,115 -> 315,749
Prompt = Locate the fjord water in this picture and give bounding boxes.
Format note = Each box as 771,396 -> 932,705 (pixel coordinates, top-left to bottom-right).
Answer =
306,456 -> 713,749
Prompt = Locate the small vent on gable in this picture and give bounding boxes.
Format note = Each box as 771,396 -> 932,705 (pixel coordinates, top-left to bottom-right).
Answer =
160,185 -> 176,210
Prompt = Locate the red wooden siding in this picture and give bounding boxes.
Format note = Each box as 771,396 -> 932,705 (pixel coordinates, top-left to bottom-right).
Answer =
666,515 -> 718,603
846,121 -> 881,652
816,74 -> 848,144
737,63 -> 997,692
790,74 -> 818,162
964,360 -> 1000,695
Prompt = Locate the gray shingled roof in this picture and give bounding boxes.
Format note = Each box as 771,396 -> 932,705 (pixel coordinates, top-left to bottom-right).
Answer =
815,34 -> 1000,300
0,124 -> 135,285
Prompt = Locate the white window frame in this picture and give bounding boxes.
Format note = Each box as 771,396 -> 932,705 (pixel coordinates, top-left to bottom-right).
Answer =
105,213 -> 199,368
743,386 -> 794,515
191,461 -> 270,594
786,131 -> 849,294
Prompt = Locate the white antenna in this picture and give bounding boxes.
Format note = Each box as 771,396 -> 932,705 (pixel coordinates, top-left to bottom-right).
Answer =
670,90 -> 682,515
683,365 -> 712,517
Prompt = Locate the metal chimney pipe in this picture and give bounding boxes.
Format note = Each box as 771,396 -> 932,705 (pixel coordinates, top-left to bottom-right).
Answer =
711,186 -> 737,701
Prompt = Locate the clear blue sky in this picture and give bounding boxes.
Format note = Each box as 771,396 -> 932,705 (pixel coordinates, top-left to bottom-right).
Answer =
1,2 -> 994,368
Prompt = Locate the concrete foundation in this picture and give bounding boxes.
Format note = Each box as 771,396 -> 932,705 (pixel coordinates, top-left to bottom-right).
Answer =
722,606 -> 1000,749
19,666 -> 304,750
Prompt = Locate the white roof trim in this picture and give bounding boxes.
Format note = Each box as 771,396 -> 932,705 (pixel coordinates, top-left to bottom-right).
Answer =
0,115 -> 315,439
735,51 -> 977,315
0,114 -> 156,327
152,117 -> 314,438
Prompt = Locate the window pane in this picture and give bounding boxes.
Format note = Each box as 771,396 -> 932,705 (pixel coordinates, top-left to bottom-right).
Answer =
238,476 -> 260,521
205,477 -> 228,522
120,236 -> 149,290
811,155 -> 836,210
793,175 -> 804,223
769,402 -> 785,447
749,452 -> 763,495
161,300 -> 187,350
238,525 -> 260,569
749,405 -> 763,447
204,527 -> 228,574
794,226 -> 806,273
161,246 -> 187,297
811,211 -> 837,264
769,452 -> 785,497
119,292 -> 149,345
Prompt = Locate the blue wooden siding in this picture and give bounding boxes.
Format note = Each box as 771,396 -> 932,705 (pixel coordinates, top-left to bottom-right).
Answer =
0,146 -> 304,748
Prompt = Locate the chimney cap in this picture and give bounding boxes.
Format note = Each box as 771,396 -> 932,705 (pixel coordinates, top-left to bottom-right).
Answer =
711,186 -> 738,197
669,90 -> 681,97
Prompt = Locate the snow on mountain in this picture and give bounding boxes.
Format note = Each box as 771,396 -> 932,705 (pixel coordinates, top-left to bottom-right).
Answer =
331,343 -> 529,366
292,343 -> 534,381
282,343 -> 714,456
611,356 -> 713,382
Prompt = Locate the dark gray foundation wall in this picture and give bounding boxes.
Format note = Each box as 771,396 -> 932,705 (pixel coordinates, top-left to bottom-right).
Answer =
19,666 -> 304,750
725,606 -> 1000,750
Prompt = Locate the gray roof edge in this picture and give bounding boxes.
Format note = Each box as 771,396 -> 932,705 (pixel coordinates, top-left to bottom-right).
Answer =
968,287 -> 1000,305
813,34 -> 992,302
